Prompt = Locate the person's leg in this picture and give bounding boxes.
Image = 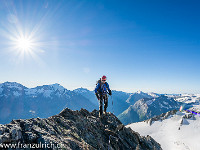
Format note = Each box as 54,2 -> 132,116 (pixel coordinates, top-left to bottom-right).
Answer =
104,94 -> 108,114
99,95 -> 103,117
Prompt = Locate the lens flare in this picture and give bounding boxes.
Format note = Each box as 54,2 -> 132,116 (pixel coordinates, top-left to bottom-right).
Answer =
179,105 -> 183,112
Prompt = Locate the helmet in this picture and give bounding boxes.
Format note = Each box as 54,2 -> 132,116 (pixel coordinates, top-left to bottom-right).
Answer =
101,75 -> 107,81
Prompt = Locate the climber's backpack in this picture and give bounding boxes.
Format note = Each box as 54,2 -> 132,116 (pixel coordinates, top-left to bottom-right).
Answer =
96,78 -> 108,94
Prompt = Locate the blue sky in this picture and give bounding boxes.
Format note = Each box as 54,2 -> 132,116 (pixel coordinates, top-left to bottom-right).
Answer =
0,0 -> 199,93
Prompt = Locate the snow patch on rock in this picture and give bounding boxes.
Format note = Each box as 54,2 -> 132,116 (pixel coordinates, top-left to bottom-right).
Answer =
25,89 -> 37,95
50,83 -> 65,93
13,91 -> 21,97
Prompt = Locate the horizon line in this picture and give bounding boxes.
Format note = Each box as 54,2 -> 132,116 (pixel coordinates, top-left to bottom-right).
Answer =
0,81 -> 199,95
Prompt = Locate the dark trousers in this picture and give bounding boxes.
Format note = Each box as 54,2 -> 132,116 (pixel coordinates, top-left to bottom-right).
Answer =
99,94 -> 108,116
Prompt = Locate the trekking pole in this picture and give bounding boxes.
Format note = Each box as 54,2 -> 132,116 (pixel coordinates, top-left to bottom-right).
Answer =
111,95 -> 114,114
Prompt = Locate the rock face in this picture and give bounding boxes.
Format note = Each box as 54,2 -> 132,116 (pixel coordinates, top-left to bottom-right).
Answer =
0,108 -> 162,150
145,109 -> 178,126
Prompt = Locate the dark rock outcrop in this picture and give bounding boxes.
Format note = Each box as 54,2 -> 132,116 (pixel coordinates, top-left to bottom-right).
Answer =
145,109 -> 177,126
0,108 -> 162,150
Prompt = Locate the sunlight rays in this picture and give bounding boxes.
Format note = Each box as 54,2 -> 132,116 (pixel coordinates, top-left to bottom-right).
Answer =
1,16 -> 46,66
0,0 -> 64,67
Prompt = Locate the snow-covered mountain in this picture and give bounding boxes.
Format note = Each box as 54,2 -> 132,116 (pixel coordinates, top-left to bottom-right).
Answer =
118,95 -> 181,125
148,92 -> 161,98
0,82 -> 71,98
0,82 -> 164,125
174,94 -> 200,104
126,91 -> 154,104
73,87 -> 98,106
0,82 -> 132,124
127,106 -> 200,150
0,82 -> 97,124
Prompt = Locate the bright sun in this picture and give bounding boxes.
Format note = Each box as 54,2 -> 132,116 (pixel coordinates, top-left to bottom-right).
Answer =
16,37 -> 32,51
3,13 -> 48,64
8,28 -> 46,64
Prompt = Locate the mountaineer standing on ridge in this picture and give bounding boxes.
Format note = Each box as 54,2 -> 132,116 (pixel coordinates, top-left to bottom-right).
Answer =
95,75 -> 112,117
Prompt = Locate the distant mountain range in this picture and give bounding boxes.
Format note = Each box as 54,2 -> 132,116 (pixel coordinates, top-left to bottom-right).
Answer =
126,91 -> 160,104
0,82 -> 97,124
0,82 -> 196,125
0,82 -> 133,124
118,95 -> 181,125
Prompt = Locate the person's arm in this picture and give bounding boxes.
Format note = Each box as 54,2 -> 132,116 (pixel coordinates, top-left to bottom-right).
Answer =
95,83 -> 100,93
95,83 -> 100,99
106,82 -> 112,95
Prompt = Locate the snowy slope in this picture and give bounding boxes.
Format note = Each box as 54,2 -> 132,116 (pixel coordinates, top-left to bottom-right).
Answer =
127,107 -> 200,150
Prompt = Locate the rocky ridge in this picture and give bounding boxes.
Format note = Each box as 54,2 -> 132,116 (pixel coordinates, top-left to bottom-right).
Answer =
0,108 -> 162,150
145,109 -> 178,126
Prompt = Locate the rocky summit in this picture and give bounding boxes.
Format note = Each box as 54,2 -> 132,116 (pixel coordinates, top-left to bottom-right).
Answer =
0,108 -> 162,150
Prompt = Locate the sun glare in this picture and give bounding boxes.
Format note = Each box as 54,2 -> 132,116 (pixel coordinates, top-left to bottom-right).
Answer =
3,12 -> 55,65
8,30 -> 44,64
4,21 -> 49,65
16,37 -> 32,51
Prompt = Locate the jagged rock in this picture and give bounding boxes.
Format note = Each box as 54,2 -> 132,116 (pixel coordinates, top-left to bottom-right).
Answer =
0,127 -> 5,135
0,133 -> 11,143
180,117 -> 190,125
0,108 -> 162,150
147,118 -> 154,126
183,113 -> 193,119
10,126 -> 22,141
25,132 -> 37,142
145,109 -> 177,125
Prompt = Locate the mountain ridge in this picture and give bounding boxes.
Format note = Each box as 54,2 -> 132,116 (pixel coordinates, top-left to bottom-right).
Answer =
0,107 -> 162,150
0,82 -> 97,124
118,95 -> 181,125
